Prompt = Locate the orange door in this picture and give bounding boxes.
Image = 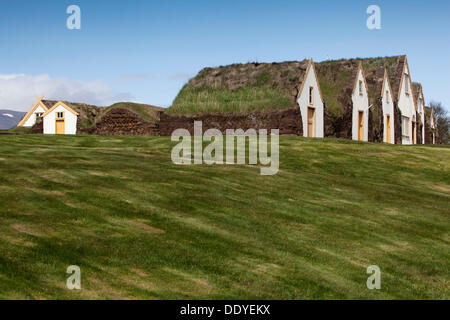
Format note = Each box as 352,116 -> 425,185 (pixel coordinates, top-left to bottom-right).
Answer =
55,120 -> 65,135
386,115 -> 391,143
308,107 -> 315,137
358,111 -> 364,141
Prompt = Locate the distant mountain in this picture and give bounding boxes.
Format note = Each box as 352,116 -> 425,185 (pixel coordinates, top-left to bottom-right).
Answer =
0,110 -> 26,130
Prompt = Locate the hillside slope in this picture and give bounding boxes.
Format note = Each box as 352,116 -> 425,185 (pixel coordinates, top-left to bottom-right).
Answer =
0,135 -> 448,299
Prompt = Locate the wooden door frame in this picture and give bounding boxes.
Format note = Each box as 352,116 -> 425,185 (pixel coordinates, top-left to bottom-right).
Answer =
358,111 -> 364,141
307,107 -> 316,138
55,112 -> 65,135
386,114 -> 391,144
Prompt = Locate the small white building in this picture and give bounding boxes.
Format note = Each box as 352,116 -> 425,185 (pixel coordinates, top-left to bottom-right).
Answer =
430,108 -> 436,144
42,101 -> 79,135
381,69 -> 395,144
17,96 -> 52,127
413,83 -> 425,144
395,57 -> 417,145
296,59 -> 324,138
351,62 -> 370,142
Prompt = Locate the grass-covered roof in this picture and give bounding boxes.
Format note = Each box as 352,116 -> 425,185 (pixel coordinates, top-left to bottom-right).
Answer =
168,60 -> 310,115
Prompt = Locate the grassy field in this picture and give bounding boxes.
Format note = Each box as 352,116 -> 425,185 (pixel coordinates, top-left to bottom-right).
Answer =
0,135 -> 449,299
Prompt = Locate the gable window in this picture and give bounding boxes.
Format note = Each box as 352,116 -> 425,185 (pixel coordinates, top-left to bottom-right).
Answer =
35,112 -> 43,121
404,74 -> 409,94
386,90 -> 390,103
309,87 -> 314,105
418,98 -> 422,113
359,80 -> 363,95
56,112 -> 64,119
402,116 -> 410,137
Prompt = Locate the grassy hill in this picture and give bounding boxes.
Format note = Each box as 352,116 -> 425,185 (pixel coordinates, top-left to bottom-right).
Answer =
96,102 -> 163,124
169,61 -> 309,115
0,135 -> 448,299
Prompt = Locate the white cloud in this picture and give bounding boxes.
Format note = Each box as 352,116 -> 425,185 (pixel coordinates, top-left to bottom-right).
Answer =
119,73 -> 152,82
168,73 -> 193,81
0,74 -> 134,111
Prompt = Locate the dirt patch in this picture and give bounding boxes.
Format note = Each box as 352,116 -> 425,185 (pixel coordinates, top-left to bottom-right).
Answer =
11,224 -> 45,237
132,220 -> 165,234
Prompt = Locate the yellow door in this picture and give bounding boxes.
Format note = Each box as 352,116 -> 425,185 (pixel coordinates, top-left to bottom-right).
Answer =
56,120 -> 65,135
358,111 -> 364,141
386,115 -> 391,143
308,107 -> 315,137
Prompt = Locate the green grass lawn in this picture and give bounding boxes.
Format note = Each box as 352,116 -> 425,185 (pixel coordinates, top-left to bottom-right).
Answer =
0,135 -> 449,299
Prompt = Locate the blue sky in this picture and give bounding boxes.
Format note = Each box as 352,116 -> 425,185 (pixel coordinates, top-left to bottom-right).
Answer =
0,0 -> 449,111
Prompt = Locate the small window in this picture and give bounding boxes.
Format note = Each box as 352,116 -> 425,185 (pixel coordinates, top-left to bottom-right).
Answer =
386,90 -> 390,103
359,80 -> 363,95
405,74 -> 409,94
56,112 -> 64,119
402,116 -> 410,136
309,87 -> 314,105
35,112 -> 43,120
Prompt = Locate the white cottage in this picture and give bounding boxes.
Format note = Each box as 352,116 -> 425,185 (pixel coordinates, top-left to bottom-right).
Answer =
380,69 -> 395,144
413,82 -> 425,144
18,96 -> 53,127
42,101 -> 79,135
296,59 -> 324,138
430,108 -> 436,144
351,62 -> 370,142
394,56 -> 417,145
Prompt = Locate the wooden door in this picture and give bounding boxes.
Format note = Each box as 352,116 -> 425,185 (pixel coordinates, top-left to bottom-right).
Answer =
358,111 -> 364,141
307,107 -> 315,137
386,115 -> 391,144
412,122 -> 416,144
56,120 -> 65,135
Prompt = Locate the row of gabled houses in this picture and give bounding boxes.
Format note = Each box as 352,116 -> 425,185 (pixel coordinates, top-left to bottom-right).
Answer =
295,55 -> 437,144
17,55 -> 438,144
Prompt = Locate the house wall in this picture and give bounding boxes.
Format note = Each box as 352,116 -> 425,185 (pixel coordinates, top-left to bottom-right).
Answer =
351,69 -> 369,141
397,65 -> 416,145
417,94 -> 425,144
43,104 -> 78,135
23,105 -> 46,127
297,64 -> 324,138
381,77 -> 395,144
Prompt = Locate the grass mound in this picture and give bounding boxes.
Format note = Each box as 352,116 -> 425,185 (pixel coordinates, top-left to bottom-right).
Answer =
0,135 -> 448,299
97,102 -> 163,123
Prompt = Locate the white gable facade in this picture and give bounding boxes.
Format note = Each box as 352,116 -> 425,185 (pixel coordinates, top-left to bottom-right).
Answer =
351,67 -> 369,141
397,60 -> 416,145
381,74 -> 395,144
43,102 -> 78,135
18,98 -> 48,128
297,60 -> 324,138
22,104 -> 46,127
416,91 -> 425,144
430,111 -> 436,144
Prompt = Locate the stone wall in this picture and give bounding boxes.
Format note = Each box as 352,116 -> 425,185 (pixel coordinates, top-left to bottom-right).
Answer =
159,107 -> 303,136
88,108 -> 159,136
